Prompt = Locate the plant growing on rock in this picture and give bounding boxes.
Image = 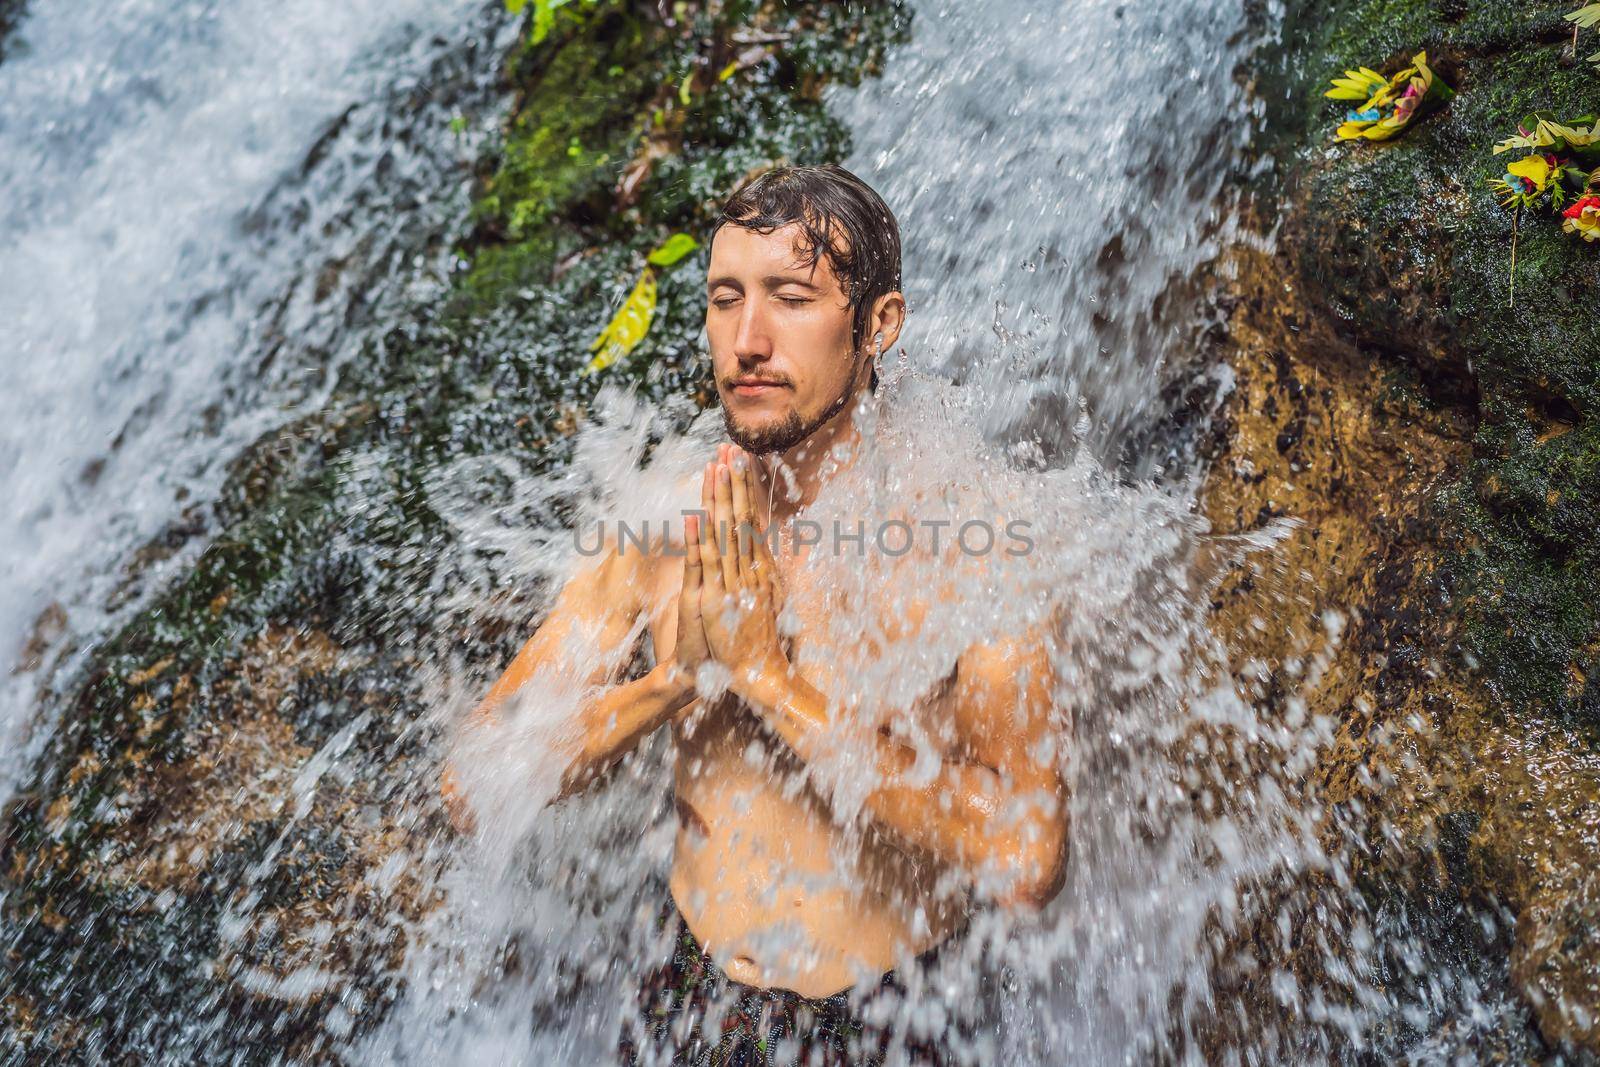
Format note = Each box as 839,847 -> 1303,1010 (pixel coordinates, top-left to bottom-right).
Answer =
1488,113 -> 1600,300
506,0 -> 599,44
1566,3 -> 1600,69
1325,51 -> 1453,141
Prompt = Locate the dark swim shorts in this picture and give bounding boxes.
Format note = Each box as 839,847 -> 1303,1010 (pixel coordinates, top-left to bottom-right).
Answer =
617,901 -> 1001,1067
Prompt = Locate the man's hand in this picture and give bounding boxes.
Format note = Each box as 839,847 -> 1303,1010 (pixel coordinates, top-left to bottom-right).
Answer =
668,461 -> 717,699
693,444 -> 790,697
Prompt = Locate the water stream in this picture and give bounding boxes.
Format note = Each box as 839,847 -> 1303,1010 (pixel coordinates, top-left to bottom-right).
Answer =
0,0 -> 1523,1063
0,0 -> 515,799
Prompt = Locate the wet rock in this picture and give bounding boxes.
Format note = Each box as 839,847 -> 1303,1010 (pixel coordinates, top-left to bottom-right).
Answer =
0,1 -> 906,1060
1218,0 -> 1600,1051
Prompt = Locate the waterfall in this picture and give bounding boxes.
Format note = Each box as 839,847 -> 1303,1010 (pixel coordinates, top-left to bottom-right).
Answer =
2,0 -> 1523,1062
0,0 -> 516,799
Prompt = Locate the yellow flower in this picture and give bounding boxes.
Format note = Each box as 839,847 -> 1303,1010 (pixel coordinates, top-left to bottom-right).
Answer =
1506,154 -> 1554,193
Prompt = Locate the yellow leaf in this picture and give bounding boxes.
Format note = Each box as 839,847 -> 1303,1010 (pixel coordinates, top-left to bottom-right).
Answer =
1327,79 -> 1375,100
1493,132 -> 1537,154
1547,120 -> 1600,146
1326,67 -> 1388,100
585,268 -> 657,374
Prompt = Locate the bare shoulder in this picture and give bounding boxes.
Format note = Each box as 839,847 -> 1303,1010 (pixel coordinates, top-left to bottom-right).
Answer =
566,526 -> 658,618
586,467 -> 700,614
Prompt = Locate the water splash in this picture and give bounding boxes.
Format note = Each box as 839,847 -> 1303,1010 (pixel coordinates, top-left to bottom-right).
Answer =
0,0 -> 515,800
348,358 -> 1309,1066
0,0 -> 1525,1062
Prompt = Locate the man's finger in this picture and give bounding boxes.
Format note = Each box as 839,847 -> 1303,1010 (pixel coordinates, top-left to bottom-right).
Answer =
698,482 -> 725,599
729,454 -> 754,583
742,448 -> 765,533
682,513 -> 703,597
753,527 -> 781,603
713,461 -> 739,592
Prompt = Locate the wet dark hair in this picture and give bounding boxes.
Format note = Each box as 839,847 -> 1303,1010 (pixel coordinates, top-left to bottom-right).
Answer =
710,163 -> 902,389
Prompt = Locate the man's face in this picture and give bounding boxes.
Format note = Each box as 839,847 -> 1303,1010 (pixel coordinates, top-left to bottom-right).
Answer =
705,222 -> 861,455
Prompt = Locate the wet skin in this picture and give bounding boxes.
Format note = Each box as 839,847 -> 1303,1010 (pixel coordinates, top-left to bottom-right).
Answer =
444,222 -> 1068,998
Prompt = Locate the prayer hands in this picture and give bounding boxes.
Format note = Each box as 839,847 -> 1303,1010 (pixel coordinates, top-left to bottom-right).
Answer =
678,443 -> 789,699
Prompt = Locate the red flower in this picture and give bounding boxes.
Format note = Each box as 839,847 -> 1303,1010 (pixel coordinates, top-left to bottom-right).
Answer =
1562,195 -> 1600,219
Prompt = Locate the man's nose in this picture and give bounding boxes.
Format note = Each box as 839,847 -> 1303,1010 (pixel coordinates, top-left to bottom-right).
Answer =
733,300 -> 774,363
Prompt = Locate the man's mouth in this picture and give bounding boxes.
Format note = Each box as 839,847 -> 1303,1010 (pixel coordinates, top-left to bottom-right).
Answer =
728,378 -> 788,397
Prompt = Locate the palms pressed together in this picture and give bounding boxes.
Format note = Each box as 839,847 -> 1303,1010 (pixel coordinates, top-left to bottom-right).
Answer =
671,442 -> 790,713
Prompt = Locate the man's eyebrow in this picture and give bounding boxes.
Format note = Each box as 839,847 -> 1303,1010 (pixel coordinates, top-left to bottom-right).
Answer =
706,274 -> 821,291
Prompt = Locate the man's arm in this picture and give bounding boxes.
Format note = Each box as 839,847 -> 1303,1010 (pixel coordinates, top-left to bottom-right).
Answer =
440,539 -> 697,833
742,628 -> 1068,911
694,453 -> 1068,909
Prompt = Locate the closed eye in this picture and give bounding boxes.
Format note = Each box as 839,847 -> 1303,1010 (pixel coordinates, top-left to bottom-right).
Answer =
710,294 -> 808,308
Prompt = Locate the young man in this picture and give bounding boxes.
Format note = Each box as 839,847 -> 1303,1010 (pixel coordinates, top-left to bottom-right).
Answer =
443,164 -> 1068,1064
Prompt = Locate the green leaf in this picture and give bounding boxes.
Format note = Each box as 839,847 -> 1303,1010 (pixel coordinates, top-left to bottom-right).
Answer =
505,0 -> 526,11
532,0 -> 554,43
1566,2 -> 1600,27
646,233 -> 699,267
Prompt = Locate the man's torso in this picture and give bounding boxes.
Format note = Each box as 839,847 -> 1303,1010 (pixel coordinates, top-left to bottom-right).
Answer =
639,529 -> 968,999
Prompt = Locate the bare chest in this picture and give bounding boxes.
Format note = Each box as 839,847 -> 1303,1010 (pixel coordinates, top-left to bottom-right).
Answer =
645,542 -> 959,753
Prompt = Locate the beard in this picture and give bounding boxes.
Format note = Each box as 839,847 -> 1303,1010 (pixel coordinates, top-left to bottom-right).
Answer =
721,405 -> 815,455
720,375 -> 860,455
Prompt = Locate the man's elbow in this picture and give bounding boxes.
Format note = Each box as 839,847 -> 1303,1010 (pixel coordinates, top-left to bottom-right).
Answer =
440,760 -> 477,836
994,825 -> 1068,912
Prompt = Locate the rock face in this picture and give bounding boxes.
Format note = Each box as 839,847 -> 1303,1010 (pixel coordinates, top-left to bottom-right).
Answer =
0,2 -> 904,1060
7,0 -> 1597,1059
1209,0 -> 1600,1054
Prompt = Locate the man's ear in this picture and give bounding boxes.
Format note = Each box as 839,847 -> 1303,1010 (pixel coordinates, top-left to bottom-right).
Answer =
863,290 -> 907,354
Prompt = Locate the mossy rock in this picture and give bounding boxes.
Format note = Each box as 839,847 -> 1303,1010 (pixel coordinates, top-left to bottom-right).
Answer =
1271,0 -> 1600,729
1236,0 -> 1600,1054
0,2 -> 907,1060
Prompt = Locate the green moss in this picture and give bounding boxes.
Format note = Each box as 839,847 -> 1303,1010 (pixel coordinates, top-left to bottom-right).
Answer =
0,2 -> 911,1057
1269,0 -> 1600,729
473,8 -> 662,238
1442,416 -> 1600,723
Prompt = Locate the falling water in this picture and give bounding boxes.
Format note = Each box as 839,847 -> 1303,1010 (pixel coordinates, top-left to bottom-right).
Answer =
0,0 -> 516,800
358,1 -> 1348,1064
827,0 -> 1256,468
1,0 -> 1520,1063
